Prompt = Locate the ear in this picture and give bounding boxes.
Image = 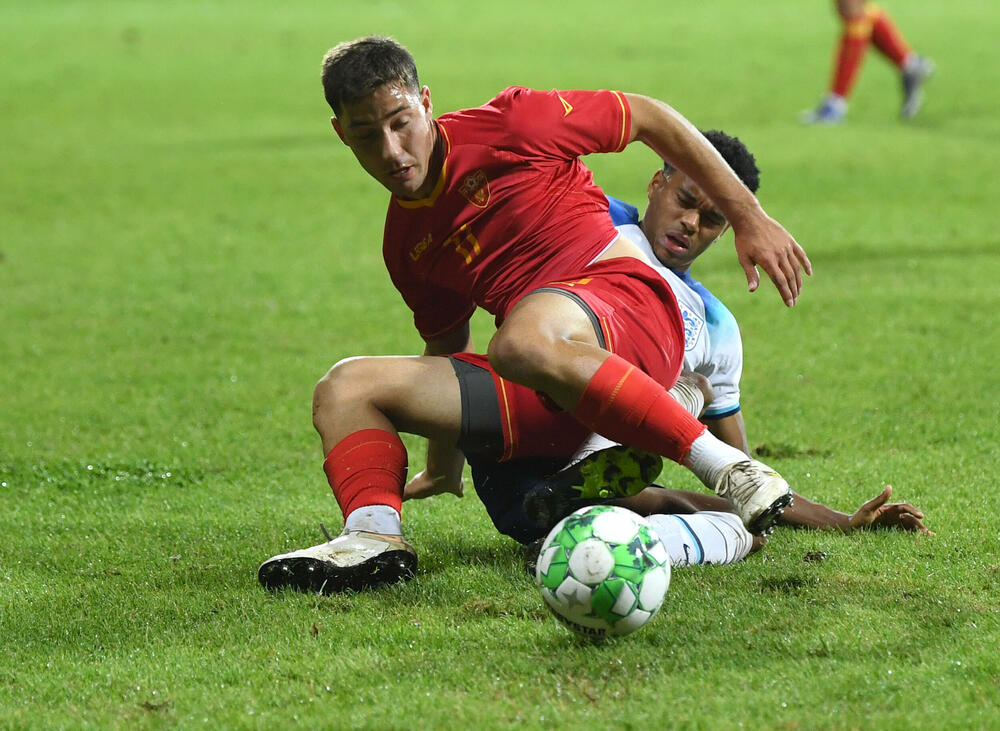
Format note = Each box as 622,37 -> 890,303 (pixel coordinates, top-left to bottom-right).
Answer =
331,117 -> 347,144
647,169 -> 664,201
420,85 -> 433,118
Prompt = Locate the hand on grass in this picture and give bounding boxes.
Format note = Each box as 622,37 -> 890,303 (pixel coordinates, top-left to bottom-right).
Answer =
847,485 -> 933,535
403,469 -> 464,501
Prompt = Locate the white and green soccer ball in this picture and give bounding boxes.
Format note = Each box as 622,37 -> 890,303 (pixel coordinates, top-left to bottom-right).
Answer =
534,505 -> 670,638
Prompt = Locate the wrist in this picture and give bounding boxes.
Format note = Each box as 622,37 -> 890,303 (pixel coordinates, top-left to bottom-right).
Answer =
725,198 -> 765,233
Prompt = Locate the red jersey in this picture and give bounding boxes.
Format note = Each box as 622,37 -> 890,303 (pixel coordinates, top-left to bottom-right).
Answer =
382,86 -> 631,340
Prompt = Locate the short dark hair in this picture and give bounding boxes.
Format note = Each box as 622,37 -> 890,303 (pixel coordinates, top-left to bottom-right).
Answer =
664,129 -> 760,193
321,36 -> 420,116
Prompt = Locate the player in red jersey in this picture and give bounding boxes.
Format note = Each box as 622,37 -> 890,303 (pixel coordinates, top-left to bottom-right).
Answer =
803,0 -> 934,124
258,36 -> 811,594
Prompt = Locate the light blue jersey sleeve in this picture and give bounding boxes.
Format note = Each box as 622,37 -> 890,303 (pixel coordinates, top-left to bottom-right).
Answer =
675,270 -> 743,418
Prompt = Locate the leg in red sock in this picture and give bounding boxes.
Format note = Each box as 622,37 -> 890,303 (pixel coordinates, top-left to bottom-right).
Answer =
572,354 -> 705,464
831,9 -> 874,98
870,5 -> 912,67
323,428 -> 407,519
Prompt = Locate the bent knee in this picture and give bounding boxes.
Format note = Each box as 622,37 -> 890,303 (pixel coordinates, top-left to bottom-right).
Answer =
487,330 -> 552,384
313,357 -> 375,417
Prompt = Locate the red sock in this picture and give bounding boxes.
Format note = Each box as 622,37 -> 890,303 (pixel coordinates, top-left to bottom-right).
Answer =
572,354 -> 706,464
831,14 -> 874,98
323,429 -> 407,517
871,7 -> 911,67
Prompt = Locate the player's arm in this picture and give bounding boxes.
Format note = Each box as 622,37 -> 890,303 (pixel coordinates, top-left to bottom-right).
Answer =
404,322 -> 473,500
623,93 -> 812,307
779,485 -> 933,534
422,320 -> 472,356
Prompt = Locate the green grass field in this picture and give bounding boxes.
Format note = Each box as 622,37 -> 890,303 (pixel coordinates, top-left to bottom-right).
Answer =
3,0 -> 999,727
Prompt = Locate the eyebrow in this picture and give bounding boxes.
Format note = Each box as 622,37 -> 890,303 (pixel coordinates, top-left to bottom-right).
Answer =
681,185 -> 725,220
347,104 -> 411,129
678,185 -> 700,201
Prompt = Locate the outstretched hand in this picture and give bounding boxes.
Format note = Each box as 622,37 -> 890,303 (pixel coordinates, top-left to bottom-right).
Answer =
734,212 -> 812,307
403,469 -> 464,501
847,485 -> 933,535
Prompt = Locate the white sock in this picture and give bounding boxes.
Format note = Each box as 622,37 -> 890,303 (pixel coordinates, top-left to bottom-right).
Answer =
343,505 -> 402,535
684,431 -> 748,491
668,375 -> 705,417
647,511 -> 755,567
570,433 -> 619,463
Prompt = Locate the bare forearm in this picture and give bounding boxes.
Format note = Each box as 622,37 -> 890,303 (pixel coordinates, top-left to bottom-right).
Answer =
425,437 -> 466,489
624,93 -> 761,230
618,488 -> 732,516
778,493 -> 852,531
623,92 -> 810,306
704,412 -> 850,530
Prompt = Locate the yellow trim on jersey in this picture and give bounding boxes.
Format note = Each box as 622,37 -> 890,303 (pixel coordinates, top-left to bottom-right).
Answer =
599,316 -> 615,354
556,92 -> 574,117
394,123 -> 452,209
394,161 -> 448,209
611,90 -> 629,152
497,377 -> 515,461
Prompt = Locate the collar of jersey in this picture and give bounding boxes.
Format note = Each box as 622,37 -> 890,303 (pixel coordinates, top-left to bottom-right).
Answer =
393,122 -> 451,209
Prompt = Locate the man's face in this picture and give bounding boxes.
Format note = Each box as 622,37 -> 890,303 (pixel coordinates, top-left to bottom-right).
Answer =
332,82 -> 437,200
640,169 -> 730,272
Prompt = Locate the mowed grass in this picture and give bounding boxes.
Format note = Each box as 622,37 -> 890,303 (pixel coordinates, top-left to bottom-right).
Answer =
2,0 -> 999,727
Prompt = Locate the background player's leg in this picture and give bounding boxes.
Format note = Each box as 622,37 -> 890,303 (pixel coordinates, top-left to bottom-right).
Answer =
868,6 -> 934,119
803,0 -> 871,124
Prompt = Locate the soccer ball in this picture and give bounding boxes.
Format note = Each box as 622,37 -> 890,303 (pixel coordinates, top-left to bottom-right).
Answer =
534,505 -> 670,638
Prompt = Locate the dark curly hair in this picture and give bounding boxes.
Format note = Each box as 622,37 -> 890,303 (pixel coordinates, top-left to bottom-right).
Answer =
321,36 -> 420,116
663,129 -> 760,193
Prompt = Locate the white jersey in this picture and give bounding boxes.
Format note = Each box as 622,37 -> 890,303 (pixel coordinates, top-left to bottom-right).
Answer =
608,198 -> 742,418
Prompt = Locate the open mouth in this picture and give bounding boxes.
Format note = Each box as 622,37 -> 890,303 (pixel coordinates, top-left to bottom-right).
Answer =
388,164 -> 414,181
664,234 -> 690,254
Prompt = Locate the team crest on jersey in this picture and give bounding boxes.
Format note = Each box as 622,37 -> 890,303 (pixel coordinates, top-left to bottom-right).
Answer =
458,170 -> 491,209
680,304 -> 705,352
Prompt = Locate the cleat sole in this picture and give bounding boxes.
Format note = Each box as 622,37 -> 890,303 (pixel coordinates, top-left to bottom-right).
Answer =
258,550 -> 416,594
747,493 -> 794,536
523,446 -> 662,533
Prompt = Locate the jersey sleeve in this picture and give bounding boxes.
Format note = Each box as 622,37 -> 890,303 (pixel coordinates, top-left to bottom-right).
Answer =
701,306 -> 743,419
489,86 -> 632,159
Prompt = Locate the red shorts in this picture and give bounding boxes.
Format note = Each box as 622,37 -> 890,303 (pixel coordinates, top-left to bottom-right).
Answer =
529,256 -> 686,388
451,257 -> 686,462
450,353 -> 591,461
